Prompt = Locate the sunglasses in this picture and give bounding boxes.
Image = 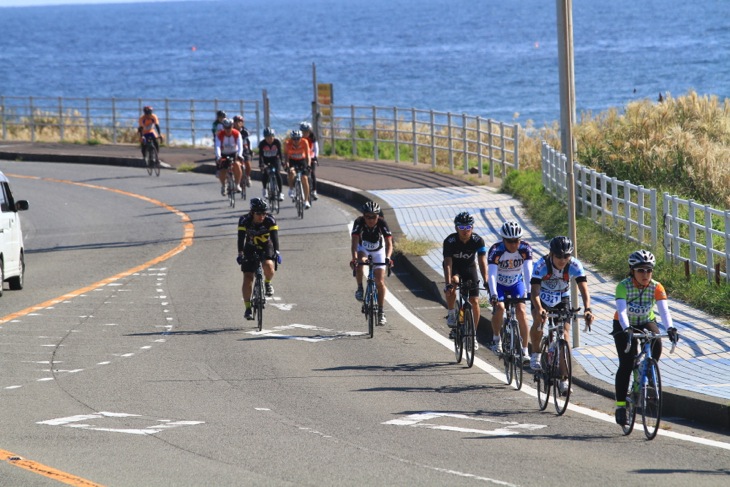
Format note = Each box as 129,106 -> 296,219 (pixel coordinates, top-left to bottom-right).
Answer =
456,225 -> 473,231
364,214 -> 378,219
635,268 -> 653,274
504,238 -> 519,244
554,253 -> 571,259
253,211 -> 266,215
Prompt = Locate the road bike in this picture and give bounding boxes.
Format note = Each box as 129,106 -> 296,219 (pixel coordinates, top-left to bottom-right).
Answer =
249,250 -> 267,331
292,168 -> 306,219
265,164 -> 281,214
621,328 -> 677,440
142,136 -> 160,176
535,307 -> 579,415
353,255 -> 390,338
452,279 -> 478,368
499,295 -> 525,389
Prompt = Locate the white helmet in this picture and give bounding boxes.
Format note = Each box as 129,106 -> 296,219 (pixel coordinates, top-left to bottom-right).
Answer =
499,220 -> 523,239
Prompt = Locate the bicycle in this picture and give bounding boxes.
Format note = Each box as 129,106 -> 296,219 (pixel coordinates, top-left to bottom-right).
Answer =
499,295 -> 525,389
621,328 -> 677,440
142,136 -> 160,176
353,255 -> 390,338
249,250 -> 267,331
535,307 -> 580,415
292,169 -> 306,219
265,164 -> 281,214
452,279 -> 478,368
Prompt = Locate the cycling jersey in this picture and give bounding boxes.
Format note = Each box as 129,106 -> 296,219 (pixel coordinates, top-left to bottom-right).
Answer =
614,277 -> 669,328
530,255 -> 587,308
138,114 -> 160,136
305,133 -> 319,159
258,138 -> 283,166
486,241 -> 533,295
352,216 -> 392,252
443,233 -> 487,272
237,213 -> 279,254
285,138 -> 311,162
215,129 -> 243,159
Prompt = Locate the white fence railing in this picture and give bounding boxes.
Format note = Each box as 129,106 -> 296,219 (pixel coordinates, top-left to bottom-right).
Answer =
317,105 -> 519,181
0,96 -> 261,147
542,142 -> 730,283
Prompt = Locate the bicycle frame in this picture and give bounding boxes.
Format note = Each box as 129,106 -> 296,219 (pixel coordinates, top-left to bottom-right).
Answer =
266,165 -> 280,214
536,307 -> 579,415
500,295 -> 524,389
354,255 -> 390,338
143,136 -> 159,176
293,169 -> 305,219
250,251 -> 267,331
453,279 -> 477,368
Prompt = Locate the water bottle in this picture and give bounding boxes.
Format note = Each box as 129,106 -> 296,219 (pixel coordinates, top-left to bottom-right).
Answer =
458,308 -> 464,324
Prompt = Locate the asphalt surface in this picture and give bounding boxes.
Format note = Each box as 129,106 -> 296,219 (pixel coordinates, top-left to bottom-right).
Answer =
0,140 -> 727,431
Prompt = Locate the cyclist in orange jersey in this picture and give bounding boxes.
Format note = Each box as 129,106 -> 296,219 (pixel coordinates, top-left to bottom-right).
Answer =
284,130 -> 312,209
137,106 -> 163,156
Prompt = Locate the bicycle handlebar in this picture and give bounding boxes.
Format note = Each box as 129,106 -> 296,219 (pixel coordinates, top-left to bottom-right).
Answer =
623,328 -> 677,354
352,258 -> 392,277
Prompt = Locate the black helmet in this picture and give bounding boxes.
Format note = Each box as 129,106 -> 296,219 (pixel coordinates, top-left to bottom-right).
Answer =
222,118 -> 233,128
362,200 -> 380,214
143,106 -> 153,115
290,130 -> 302,140
250,197 -> 268,212
454,211 -> 474,226
499,220 -> 523,239
263,127 -> 275,137
628,250 -> 656,269
549,236 -> 574,256
216,110 -> 227,118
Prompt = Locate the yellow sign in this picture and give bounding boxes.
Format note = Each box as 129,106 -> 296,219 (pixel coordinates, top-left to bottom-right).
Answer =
317,83 -> 333,118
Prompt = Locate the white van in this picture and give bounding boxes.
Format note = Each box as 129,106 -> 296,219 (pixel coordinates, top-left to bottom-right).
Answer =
0,170 -> 29,296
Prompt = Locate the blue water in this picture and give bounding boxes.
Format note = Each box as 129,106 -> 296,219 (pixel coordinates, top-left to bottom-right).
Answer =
1,0 -> 729,130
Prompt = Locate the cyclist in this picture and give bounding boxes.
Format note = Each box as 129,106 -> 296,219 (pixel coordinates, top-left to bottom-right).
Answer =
211,110 -> 226,138
529,236 -> 594,395
442,211 -> 488,348
284,129 -> 312,209
137,106 -> 163,156
300,121 -> 319,200
238,198 -> 281,320
214,118 -> 244,196
233,115 -> 252,188
350,200 -> 394,326
612,250 -> 679,425
258,127 -> 285,201
486,220 -> 533,362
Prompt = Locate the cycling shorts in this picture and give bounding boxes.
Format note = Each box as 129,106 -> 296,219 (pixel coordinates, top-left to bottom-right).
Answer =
496,281 -> 528,301
357,246 -> 386,268
288,159 -> 310,175
453,266 -> 480,298
241,245 -> 275,273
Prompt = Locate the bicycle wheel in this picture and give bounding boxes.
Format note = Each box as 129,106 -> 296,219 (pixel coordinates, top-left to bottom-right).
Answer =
464,307 -> 475,368
295,180 -> 304,218
152,146 -> 160,176
228,177 -> 236,208
366,289 -> 375,338
144,146 -> 153,175
255,277 -> 264,331
622,378 -> 638,436
453,305 -> 463,364
513,322 -> 524,391
536,339 -> 550,411
553,339 -> 572,416
501,324 -> 512,385
641,358 -> 662,440
268,179 -> 279,214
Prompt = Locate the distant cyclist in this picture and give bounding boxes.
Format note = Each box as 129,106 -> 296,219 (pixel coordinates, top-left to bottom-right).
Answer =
137,106 -> 163,156
214,118 -> 244,196
612,250 -> 679,426
529,236 -> 594,395
350,200 -> 394,326
442,211 -> 488,348
238,198 -> 280,320
300,121 -> 319,200
486,220 -> 533,361
258,127 -> 285,201
284,129 -> 312,209
211,110 -> 226,138
233,115 -> 252,188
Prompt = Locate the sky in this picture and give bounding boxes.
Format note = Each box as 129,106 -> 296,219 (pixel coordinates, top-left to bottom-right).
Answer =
2,0 -> 188,6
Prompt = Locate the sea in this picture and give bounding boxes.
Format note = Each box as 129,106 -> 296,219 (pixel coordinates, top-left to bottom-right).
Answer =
1,0 -> 729,131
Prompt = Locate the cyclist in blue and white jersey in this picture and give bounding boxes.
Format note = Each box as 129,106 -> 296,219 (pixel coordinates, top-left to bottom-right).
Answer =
486,220 -> 533,362
442,211 -> 489,347
529,236 -> 594,394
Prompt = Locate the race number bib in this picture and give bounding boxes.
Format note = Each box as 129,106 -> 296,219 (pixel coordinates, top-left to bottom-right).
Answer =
539,289 -> 562,308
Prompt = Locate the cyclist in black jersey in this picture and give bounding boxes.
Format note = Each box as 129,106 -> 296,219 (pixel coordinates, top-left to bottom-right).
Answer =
258,127 -> 285,201
238,198 -> 281,320
350,200 -> 394,325
233,115 -> 252,188
442,211 -> 489,345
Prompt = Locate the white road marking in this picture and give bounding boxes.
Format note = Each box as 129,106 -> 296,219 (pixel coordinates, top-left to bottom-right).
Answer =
37,411 -> 204,435
385,412 -> 547,437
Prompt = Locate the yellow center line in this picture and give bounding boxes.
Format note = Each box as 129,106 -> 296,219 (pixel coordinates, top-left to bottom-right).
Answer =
1,174 -> 196,486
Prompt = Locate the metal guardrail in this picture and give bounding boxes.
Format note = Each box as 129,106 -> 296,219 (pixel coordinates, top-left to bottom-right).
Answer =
0,96 -> 261,147
317,105 -> 519,181
542,142 -> 730,283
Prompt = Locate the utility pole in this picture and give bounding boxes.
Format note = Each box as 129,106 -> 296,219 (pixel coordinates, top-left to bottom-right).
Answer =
556,0 -> 580,347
